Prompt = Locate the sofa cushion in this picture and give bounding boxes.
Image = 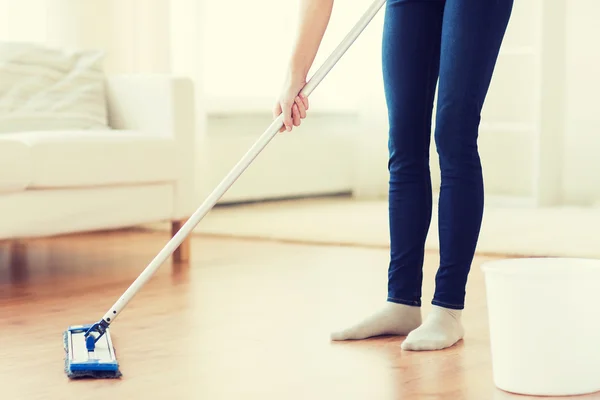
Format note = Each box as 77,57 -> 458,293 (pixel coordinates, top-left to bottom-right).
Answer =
2,130 -> 178,188
0,137 -> 31,192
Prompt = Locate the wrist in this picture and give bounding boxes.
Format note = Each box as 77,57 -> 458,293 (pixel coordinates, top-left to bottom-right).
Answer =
288,59 -> 310,82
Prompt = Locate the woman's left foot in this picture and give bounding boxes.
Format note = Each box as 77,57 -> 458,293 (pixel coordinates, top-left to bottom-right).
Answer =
401,305 -> 464,351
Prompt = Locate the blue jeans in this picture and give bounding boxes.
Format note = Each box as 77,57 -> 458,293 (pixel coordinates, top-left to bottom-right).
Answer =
383,0 -> 513,310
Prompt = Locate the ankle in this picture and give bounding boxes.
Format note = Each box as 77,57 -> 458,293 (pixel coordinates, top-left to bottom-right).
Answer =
431,304 -> 462,318
386,301 -> 421,310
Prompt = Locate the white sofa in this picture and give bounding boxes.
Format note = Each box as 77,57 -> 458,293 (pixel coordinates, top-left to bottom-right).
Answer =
0,74 -> 196,262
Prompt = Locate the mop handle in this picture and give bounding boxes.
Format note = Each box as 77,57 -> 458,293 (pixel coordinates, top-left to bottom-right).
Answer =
100,0 -> 387,326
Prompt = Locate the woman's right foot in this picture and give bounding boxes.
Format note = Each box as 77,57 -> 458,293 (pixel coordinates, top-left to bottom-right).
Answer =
330,302 -> 422,340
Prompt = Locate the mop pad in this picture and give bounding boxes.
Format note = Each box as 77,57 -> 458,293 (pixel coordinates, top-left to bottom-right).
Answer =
63,324 -> 121,379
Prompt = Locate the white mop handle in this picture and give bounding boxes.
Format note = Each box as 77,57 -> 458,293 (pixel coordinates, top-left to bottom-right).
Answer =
101,0 -> 387,324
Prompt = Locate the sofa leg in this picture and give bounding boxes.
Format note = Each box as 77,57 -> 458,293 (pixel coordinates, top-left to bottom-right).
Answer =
171,220 -> 191,264
9,241 -> 29,283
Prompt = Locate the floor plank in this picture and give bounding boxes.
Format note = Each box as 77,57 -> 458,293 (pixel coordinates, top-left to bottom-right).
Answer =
0,231 -> 598,400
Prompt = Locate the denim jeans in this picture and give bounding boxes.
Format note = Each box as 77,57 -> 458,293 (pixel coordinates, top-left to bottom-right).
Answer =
383,0 -> 513,310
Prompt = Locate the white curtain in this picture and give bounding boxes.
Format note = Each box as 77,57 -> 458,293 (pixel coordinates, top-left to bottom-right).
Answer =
0,0 -> 173,73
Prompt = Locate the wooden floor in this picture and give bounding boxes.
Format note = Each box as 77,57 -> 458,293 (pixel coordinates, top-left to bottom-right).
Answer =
1,230 -> 598,400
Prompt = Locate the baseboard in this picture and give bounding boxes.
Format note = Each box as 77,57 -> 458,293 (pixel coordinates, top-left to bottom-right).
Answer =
215,191 -> 352,207
353,192 -> 537,208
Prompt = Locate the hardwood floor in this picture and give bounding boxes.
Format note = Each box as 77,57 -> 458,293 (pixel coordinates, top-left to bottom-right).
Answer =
0,230 -> 598,400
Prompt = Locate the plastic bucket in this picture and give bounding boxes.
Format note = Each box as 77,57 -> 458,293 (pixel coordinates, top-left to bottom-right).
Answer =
481,257 -> 600,396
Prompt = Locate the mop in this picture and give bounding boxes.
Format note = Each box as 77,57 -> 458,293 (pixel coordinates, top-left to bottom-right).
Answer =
63,0 -> 388,379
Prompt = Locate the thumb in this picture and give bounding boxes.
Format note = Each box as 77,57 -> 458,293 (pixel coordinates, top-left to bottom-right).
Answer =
272,102 -> 282,119
281,100 -> 293,131
273,102 -> 286,133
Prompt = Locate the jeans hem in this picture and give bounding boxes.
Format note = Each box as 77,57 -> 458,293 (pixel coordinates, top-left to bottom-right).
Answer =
387,296 -> 421,307
431,299 -> 464,310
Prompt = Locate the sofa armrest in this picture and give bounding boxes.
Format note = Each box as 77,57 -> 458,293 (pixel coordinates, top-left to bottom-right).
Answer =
105,74 -> 197,219
105,74 -> 194,137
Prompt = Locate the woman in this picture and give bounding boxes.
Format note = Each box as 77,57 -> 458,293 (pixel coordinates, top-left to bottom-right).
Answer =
273,0 -> 513,351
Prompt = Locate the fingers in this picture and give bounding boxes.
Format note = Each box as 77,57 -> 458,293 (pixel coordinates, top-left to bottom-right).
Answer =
299,93 -> 309,111
292,104 -> 301,127
295,96 -> 306,119
274,93 -> 310,133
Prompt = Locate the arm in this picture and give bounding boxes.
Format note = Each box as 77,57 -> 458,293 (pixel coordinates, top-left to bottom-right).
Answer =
274,0 -> 334,132
288,0 -> 335,78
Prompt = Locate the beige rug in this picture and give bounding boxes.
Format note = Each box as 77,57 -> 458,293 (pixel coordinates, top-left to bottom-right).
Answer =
145,197 -> 600,258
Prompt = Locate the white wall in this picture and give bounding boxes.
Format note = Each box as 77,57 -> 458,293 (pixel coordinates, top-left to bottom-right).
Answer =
201,0 -> 373,114
564,0 -> 600,205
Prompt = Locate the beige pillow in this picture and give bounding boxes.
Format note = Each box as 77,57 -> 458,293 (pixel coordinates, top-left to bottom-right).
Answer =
0,42 -> 109,133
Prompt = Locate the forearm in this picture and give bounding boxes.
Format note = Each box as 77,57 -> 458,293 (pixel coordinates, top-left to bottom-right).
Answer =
288,0 -> 334,78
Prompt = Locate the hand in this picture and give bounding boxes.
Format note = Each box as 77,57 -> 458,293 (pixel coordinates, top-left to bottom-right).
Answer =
273,72 -> 310,133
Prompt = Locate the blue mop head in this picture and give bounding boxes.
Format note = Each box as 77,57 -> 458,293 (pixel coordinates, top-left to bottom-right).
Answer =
63,325 -> 122,379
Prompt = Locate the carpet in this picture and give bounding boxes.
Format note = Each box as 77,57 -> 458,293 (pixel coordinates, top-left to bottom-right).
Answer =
145,197 -> 600,258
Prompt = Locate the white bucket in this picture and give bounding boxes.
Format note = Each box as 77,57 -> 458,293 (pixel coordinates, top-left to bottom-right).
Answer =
481,257 -> 600,397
